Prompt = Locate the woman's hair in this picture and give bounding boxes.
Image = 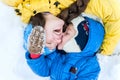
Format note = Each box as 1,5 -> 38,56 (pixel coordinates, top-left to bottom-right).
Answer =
57,0 -> 90,31
29,0 -> 90,31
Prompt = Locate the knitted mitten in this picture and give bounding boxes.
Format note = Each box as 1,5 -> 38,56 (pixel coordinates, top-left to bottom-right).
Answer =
28,26 -> 45,54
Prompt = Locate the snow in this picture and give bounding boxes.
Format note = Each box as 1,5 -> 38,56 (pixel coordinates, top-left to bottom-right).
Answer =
0,1 -> 120,80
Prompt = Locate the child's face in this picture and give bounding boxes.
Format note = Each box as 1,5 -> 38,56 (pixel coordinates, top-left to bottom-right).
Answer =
44,13 -> 64,50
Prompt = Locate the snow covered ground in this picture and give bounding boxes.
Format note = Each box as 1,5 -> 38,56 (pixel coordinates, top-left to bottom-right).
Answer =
0,1 -> 120,80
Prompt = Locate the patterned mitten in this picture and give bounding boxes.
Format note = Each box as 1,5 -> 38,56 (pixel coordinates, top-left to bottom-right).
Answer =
28,26 -> 45,54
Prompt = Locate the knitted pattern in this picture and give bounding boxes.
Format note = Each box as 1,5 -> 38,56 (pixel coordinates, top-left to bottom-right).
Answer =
28,26 -> 45,54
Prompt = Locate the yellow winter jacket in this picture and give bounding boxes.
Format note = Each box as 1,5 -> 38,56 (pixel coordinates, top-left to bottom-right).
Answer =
2,0 -> 23,7
85,0 -> 120,55
2,0 -> 76,23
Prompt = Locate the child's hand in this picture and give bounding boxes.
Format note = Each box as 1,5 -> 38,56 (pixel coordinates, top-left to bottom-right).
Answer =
28,26 -> 45,54
58,24 -> 76,50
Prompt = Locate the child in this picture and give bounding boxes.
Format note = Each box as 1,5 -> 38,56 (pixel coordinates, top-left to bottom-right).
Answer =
24,12 -> 104,80
58,0 -> 120,55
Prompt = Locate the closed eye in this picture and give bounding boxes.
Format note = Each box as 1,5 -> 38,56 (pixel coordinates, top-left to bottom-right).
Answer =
54,29 -> 61,32
54,29 -> 62,35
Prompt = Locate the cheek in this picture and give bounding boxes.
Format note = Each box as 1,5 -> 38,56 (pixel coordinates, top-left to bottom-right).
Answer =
45,33 -> 56,45
45,34 -> 61,48
45,30 -> 53,42
45,29 -> 62,45
46,35 -> 53,43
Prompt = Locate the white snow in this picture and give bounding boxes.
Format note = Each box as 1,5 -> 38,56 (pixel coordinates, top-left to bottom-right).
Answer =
0,1 -> 120,80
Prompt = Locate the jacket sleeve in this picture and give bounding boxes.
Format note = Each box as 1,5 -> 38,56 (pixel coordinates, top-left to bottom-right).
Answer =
25,51 -> 58,77
76,56 -> 100,80
23,24 -> 32,51
24,24 -> 58,76
2,0 -> 23,7
85,0 -> 120,55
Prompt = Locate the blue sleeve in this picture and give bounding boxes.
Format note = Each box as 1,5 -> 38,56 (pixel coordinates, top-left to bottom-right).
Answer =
25,51 -> 58,77
76,56 -> 100,80
23,24 -> 32,50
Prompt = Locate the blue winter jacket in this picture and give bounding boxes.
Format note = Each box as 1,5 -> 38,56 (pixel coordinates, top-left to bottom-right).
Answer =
24,17 -> 105,80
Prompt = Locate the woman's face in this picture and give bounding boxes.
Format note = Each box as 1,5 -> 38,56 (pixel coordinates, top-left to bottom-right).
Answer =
43,13 -> 64,50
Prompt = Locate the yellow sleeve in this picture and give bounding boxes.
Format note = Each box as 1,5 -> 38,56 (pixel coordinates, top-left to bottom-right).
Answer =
101,19 -> 120,55
85,0 -> 120,55
2,0 -> 23,7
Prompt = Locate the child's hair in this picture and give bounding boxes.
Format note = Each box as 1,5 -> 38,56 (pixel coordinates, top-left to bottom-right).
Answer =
29,13 -> 45,28
29,0 -> 90,31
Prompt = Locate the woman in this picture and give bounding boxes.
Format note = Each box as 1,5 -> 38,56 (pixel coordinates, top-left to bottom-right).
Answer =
24,12 -> 104,80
